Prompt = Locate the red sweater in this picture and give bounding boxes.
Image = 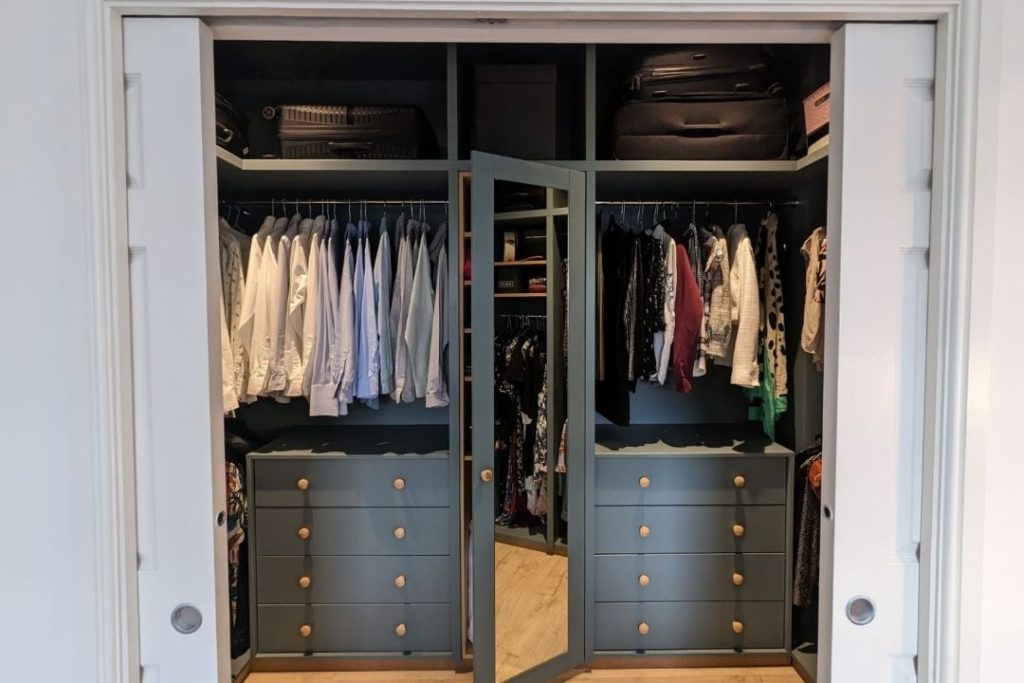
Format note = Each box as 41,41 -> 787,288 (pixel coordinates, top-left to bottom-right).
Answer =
673,242 -> 704,393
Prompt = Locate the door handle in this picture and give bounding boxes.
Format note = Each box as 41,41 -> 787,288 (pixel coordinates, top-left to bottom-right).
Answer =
846,596 -> 876,625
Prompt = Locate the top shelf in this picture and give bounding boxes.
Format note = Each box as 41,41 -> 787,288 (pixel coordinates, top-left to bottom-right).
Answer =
217,141 -> 828,198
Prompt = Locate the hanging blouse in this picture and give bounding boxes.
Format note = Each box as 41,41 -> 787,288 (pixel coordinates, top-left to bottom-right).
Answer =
309,219 -> 343,416
672,242 -> 704,393
391,214 -> 416,403
405,222 -> 435,398
426,242 -> 449,408
283,217 -> 313,397
300,215 -> 326,398
801,227 -> 827,370
705,226 -> 732,360
265,214 -> 300,398
355,219 -> 380,406
374,216 -> 395,396
651,231 -> 677,385
334,222 -> 358,412
722,223 -> 761,389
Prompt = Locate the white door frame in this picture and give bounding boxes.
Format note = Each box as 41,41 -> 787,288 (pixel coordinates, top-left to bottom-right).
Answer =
77,2 -> 981,683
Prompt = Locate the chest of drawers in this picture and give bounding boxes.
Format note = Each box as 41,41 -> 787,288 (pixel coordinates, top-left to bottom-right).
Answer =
592,425 -> 794,656
246,427 -> 456,665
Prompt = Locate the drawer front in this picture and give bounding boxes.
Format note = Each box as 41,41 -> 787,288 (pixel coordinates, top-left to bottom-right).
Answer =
257,555 -> 450,604
594,601 -> 785,652
595,456 -> 787,506
595,553 -> 785,603
253,457 -> 449,508
594,505 -> 786,554
258,603 -> 451,654
255,507 -> 450,556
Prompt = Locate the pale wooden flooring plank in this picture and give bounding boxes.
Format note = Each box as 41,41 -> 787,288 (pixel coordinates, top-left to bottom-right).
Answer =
245,668 -> 802,682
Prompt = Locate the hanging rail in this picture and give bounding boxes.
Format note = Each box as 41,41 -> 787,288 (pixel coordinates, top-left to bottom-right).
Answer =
224,199 -> 450,206
595,199 -> 801,207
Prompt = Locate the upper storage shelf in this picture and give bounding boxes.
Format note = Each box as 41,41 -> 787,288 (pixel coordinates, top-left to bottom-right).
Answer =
216,147 -> 463,198
214,41 -> 450,160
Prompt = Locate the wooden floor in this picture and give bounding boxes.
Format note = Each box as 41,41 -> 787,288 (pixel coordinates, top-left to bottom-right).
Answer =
245,544 -> 800,683
246,668 -> 802,682
495,542 -> 569,680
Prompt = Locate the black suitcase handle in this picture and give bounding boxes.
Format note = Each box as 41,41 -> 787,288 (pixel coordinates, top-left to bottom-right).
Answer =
216,122 -> 236,145
327,141 -> 376,154
676,123 -> 727,138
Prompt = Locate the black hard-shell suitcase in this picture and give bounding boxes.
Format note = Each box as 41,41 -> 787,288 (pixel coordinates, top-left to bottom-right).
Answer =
626,46 -> 776,100
215,93 -> 249,158
268,105 -> 438,159
613,98 -> 788,160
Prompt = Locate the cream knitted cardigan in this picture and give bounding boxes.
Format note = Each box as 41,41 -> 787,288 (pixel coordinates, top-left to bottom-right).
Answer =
720,223 -> 761,388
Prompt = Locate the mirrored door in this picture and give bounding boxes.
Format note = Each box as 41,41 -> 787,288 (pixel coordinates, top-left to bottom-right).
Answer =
470,152 -> 585,683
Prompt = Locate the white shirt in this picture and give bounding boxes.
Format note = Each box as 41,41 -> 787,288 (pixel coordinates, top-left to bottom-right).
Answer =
333,223 -> 357,412
390,215 -> 416,403
425,242 -> 449,408
723,223 -> 761,388
355,220 -> 381,404
283,218 -> 313,396
309,219 -> 342,416
300,216 -> 326,397
265,214 -> 300,399
374,217 -> 394,396
246,216 -> 289,397
405,223 -> 434,399
218,221 -> 247,403
237,215 -> 275,403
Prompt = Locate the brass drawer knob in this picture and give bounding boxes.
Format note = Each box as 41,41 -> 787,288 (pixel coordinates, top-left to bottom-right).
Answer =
299,624 -> 312,638
297,526 -> 311,540
638,573 -> 651,587
480,468 -> 494,483
298,576 -> 311,589
393,477 -> 406,490
639,525 -> 651,538
296,477 -> 310,491
732,620 -> 744,635
395,623 -> 408,637
733,474 -> 746,489
395,574 -> 407,588
638,475 -> 651,489
638,622 -> 650,635
732,572 -> 745,587
394,526 -> 407,540
732,523 -> 745,538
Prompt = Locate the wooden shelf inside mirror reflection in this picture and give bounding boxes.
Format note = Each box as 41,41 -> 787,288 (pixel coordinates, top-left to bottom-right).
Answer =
495,292 -> 546,299
494,260 -> 547,267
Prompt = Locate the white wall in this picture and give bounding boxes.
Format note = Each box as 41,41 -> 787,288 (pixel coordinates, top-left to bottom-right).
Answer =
0,2 -> 1020,683
0,3 -> 96,683
960,0 -> 1024,681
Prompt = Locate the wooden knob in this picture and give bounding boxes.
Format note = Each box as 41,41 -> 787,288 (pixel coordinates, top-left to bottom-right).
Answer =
394,574 -> 407,588
297,526 -> 311,540
480,468 -> 494,483
394,526 -> 406,540
732,572 -> 745,587
299,624 -> 312,638
395,623 -> 408,637
732,523 -> 745,538
733,474 -> 746,489
638,622 -> 650,636
296,477 -> 310,491
638,475 -> 651,489
639,525 -> 651,538
393,477 -> 406,490
732,620 -> 744,634
638,573 -> 651,587
298,576 -> 311,589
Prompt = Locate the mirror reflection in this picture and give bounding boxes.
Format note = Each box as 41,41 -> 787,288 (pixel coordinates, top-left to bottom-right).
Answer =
491,180 -> 570,681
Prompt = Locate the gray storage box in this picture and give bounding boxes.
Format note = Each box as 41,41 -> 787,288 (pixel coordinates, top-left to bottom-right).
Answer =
475,65 -> 557,159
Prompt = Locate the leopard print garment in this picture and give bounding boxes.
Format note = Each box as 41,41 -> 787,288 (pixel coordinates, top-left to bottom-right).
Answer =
761,212 -> 788,398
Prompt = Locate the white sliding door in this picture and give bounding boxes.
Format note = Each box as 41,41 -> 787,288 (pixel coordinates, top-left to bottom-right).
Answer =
124,18 -> 228,683
821,24 -> 935,683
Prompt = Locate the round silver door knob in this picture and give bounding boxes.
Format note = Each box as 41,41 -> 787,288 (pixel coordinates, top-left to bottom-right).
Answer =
846,596 -> 877,625
170,604 -> 203,634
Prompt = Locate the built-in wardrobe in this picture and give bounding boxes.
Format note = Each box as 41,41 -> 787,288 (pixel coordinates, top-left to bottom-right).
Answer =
212,39 -> 830,683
